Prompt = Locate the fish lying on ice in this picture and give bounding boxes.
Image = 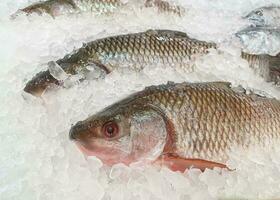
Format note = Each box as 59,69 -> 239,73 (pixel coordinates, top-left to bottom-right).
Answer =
23,30 -> 215,96
236,26 -> 280,55
12,0 -> 184,18
23,30 -> 280,96
69,81 -> 280,172
245,6 -> 280,27
12,0 -> 126,18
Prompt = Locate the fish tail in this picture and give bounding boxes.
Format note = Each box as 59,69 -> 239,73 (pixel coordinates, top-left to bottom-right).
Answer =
268,53 -> 280,84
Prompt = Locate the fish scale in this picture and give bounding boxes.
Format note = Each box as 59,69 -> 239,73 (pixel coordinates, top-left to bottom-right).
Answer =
70,82 -> 280,170
132,82 -> 280,163
24,30 -> 280,96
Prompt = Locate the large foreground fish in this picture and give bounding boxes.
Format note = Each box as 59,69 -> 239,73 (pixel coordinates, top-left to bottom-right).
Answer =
24,30 -> 280,96
69,81 -> 280,172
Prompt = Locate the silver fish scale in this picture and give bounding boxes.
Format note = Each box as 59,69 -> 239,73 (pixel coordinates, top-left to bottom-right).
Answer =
141,82 -> 280,163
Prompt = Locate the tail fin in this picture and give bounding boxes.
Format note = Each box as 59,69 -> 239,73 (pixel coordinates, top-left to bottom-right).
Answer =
268,53 -> 280,85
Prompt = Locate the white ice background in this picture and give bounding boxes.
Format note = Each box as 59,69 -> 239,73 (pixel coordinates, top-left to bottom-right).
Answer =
1,0 -> 280,199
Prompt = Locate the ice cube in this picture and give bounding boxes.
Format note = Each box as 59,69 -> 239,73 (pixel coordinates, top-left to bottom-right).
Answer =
48,61 -> 69,81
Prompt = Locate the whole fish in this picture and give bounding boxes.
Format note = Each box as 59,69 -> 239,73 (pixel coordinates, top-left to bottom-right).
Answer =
236,26 -> 280,55
23,30 -> 280,96
69,81 -> 280,172
245,6 -> 280,27
23,30 -> 215,96
12,0 -> 125,18
12,0 -> 184,18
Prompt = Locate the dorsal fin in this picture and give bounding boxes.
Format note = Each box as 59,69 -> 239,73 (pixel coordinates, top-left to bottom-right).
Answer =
207,82 -> 251,95
207,82 -> 271,98
145,29 -> 189,38
206,81 -> 232,90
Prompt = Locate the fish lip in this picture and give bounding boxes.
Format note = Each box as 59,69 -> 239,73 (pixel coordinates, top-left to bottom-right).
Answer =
69,121 -> 90,140
23,81 -> 45,97
23,70 -> 60,96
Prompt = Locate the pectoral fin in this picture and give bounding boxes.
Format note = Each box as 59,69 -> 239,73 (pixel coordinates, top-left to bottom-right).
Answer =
155,154 -> 228,172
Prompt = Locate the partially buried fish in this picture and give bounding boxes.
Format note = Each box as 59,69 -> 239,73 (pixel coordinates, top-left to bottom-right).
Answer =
23,29 -> 215,96
24,30 -> 280,96
69,81 -> 280,172
245,6 -> 280,27
11,0 -> 126,18
12,0 -> 184,18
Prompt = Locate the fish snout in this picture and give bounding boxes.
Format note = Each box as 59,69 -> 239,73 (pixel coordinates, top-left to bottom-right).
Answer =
69,121 -> 92,140
24,70 -> 59,96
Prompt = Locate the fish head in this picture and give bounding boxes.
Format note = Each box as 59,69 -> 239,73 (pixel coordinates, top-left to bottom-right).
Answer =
70,99 -> 168,166
24,70 -> 59,97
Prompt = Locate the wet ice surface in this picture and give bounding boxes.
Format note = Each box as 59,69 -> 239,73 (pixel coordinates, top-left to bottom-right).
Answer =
2,0 -> 280,199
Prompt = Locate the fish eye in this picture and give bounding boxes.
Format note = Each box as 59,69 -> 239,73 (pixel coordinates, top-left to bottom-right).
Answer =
102,121 -> 119,138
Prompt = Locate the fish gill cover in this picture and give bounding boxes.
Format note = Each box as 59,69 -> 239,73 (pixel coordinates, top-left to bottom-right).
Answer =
1,0 -> 280,200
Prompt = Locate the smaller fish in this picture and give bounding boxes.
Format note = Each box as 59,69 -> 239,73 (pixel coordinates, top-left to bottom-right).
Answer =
245,6 -> 280,27
24,29 -> 280,97
12,0 -> 125,18
145,0 -> 185,16
12,0 -> 184,18
236,26 -> 280,55
23,29 -> 215,96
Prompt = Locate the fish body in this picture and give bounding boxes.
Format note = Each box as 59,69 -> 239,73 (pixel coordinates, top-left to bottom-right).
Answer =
12,0 -> 125,17
236,26 -> 280,55
69,82 -> 280,171
24,30 -> 215,96
13,0 -> 184,18
24,29 -> 280,96
245,6 -> 280,27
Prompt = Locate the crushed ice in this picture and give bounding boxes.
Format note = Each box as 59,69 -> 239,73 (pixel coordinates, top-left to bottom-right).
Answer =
1,0 -> 280,199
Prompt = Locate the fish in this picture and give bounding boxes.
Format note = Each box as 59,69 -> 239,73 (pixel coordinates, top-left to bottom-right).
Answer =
12,0 -> 125,18
23,29 -> 216,96
69,81 -> 280,172
241,52 -> 280,85
12,0 -> 184,18
23,29 -> 280,96
145,0 -> 185,16
236,26 -> 280,55
245,6 -> 280,27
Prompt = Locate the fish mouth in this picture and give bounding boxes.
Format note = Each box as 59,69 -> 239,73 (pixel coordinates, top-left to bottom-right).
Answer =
69,121 -> 92,140
24,70 -> 59,96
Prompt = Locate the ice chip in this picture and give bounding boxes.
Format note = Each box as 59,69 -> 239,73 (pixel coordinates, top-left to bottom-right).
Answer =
48,61 -> 69,81
84,64 -> 107,80
109,163 -> 130,180
86,156 -> 103,171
